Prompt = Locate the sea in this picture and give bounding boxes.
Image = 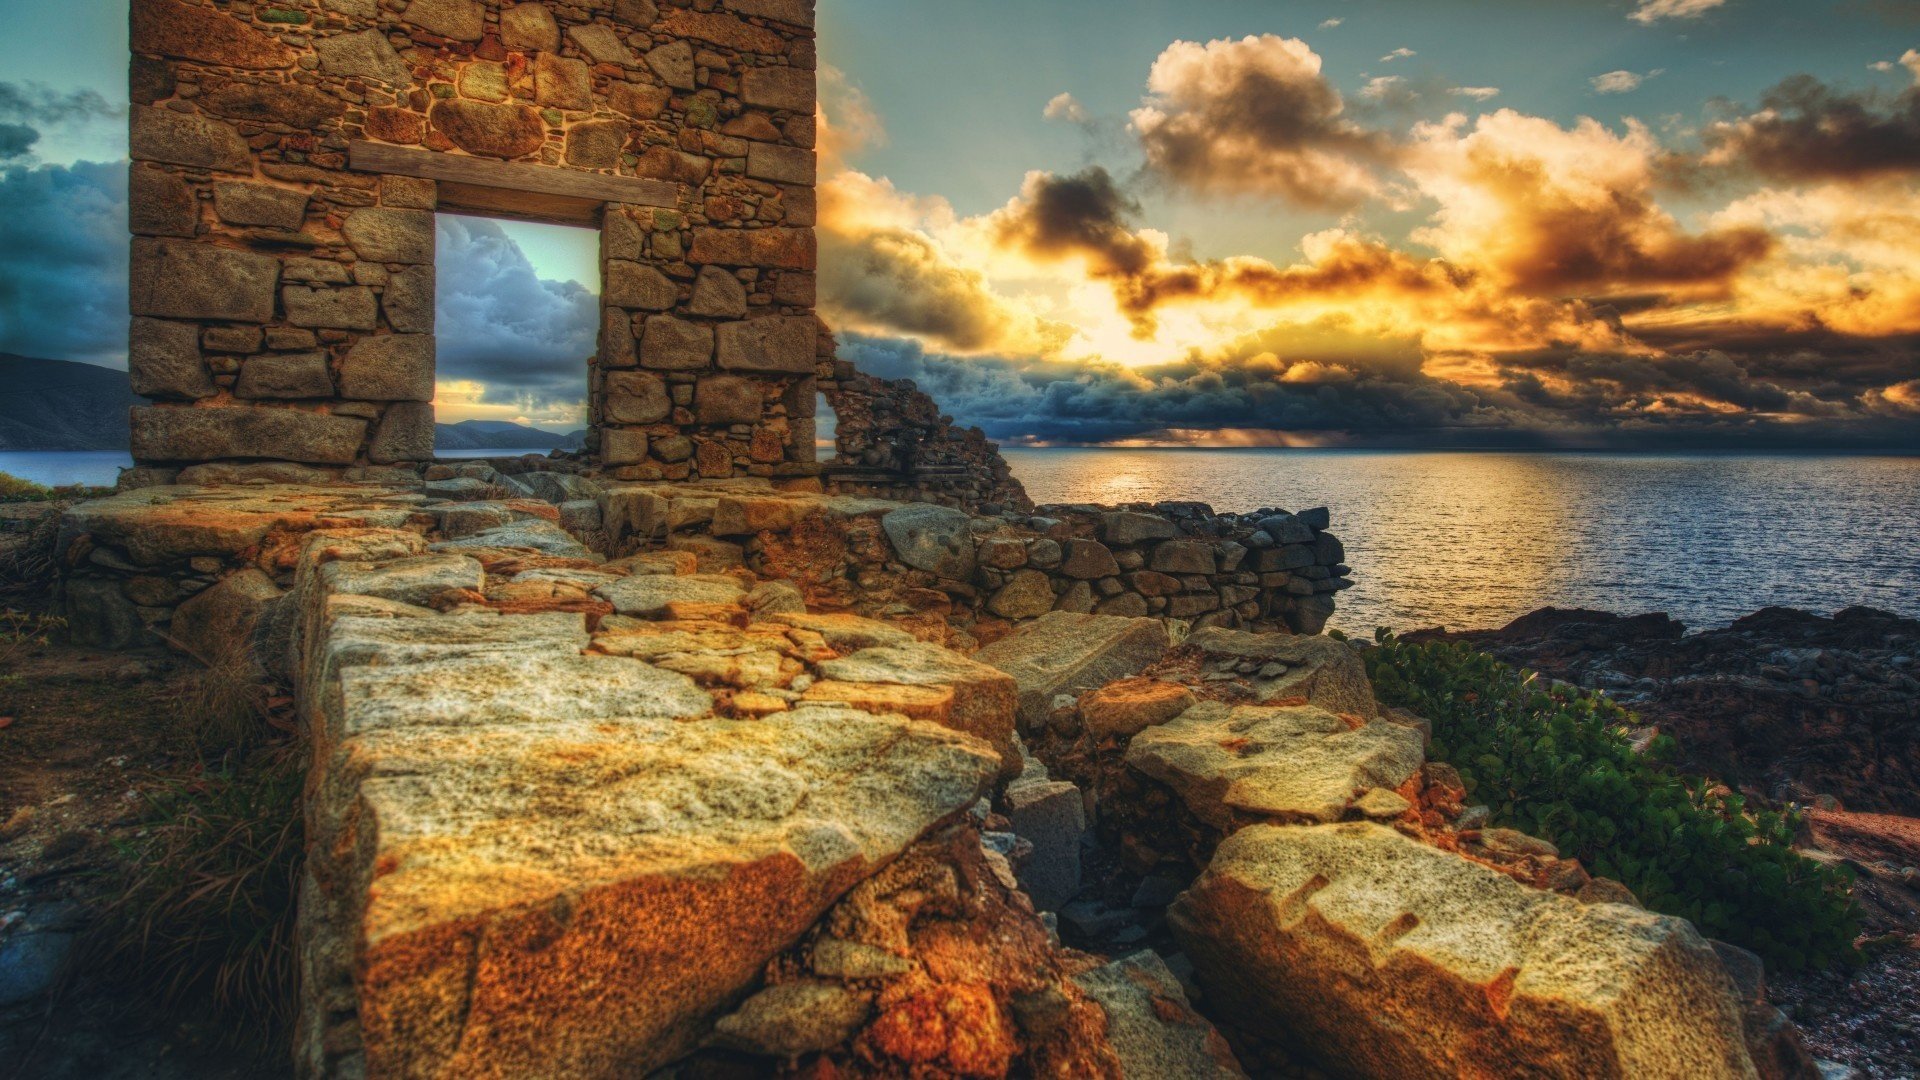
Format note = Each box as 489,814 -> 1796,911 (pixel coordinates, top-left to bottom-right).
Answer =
7,448 -> 1916,635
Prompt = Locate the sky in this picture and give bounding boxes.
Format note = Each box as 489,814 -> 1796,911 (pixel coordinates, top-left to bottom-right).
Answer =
2,0 -> 1918,446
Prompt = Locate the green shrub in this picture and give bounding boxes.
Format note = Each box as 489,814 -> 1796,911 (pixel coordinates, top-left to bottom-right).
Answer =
0,470 -> 112,503
1364,631 -> 1860,970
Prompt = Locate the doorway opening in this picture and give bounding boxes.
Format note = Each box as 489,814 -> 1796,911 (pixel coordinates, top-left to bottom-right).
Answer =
432,213 -> 599,458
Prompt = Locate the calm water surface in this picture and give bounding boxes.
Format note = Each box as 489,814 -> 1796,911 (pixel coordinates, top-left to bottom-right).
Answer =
8,449 -> 1916,633
1003,449 -> 1920,634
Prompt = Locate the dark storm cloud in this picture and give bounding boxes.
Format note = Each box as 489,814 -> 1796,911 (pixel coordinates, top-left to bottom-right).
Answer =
820,224 -> 1028,352
0,160 -> 129,362
837,331 -> 1523,447
433,216 -> 598,408
1703,74 -> 1920,181
993,167 -> 1155,279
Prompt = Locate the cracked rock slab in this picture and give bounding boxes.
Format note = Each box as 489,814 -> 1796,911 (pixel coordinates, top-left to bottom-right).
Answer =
817,641 -> 1020,780
594,573 -> 747,617
1170,823 -> 1759,1079
1125,701 -> 1425,830
974,611 -> 1173,731
1183,627 -> 1379,717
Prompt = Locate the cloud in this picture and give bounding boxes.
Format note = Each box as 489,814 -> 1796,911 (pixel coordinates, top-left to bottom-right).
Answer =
1701,73 -> 1920,181
433,216 -> 598,414
1629,0 -> 1728,24
1591,70 -> 1648,94
1380,47 -> 1417,62
0,82 -> 125,164
1319,18 -> 1343,29
1405,110 -> 1774,295
1043,92 -> 1090,123
1451,86 -> 1501,101
1129,35 -> 1396,208
0,160 -> 128,363
1360,76 -> 1408,103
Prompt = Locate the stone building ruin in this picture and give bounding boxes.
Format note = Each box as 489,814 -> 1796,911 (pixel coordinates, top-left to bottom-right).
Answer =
48,2 -> 1812,1077
125,0 -> 1025,509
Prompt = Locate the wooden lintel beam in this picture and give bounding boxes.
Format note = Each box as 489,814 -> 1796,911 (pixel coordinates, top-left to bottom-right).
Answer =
347,141 -> 679,211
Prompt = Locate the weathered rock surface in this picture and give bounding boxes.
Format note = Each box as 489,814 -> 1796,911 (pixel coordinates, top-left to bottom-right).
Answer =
881,504 -> 976,580
1072,951 -> 1247,1079
1127,702 -> 1426,830
975,611 -> 1173,731
818,640 -> 1020,779
1170,823 -> 1761,1079
1184,626 -> 1380,717
594,573 -> 746,617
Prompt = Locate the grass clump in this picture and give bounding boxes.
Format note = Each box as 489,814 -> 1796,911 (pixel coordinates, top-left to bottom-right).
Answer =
1364,631 -> 1861,970
80,650 -> 306,1050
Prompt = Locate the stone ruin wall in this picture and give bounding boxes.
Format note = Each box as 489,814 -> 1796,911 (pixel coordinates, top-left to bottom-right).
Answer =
126,0 -> 825,484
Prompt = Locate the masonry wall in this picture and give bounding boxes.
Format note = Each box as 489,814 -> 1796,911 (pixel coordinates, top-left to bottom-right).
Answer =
127,0 -> 819,479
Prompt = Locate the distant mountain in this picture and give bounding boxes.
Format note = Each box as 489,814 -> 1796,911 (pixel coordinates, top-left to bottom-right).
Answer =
435,419 -> 585,452
0,354 -> 585,456
0,355 -> 140,450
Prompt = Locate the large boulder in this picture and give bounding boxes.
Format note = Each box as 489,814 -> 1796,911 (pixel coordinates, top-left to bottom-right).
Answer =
1170,823 -> 1761,1079
974,611 -> 1173,731
880,504 -> 976,580
1126,702 -> 1425,831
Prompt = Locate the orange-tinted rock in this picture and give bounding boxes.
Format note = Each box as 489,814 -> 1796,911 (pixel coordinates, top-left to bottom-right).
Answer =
429,99 -> 547,159
132,0 -> 297,69
1080,677 -> 1196,739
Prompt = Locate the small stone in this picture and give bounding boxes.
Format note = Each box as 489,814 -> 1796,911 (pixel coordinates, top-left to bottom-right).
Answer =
403,0 -> 484,41
568,23 -> 637,66
128,317 -> 214,401
606,262 -> 677,311
1352,787 -> 1413,819
644,40 -> 695,90
533,53 -> 592,110
499,3 -> 560,51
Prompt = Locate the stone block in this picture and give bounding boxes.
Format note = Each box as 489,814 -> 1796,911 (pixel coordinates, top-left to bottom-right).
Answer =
314,28 -> 413,85
500,3 -> 560,51
880,504 -> 976,579
1072,952 -> 1245,1079
130,239 -> 279,323
696,375 -> 763,426
1080,678 -> 1196,739
565,121 -> 628,169
689,266 -> 749,317
403,0 -> 484,40
816,641 -> 1020,779
283,285 -> 379,330
381,176 -> 437,210
717,316 -> 816,374
639,315 -> 716,370
237,352 -> 334,400
604,371 -> 672,424
211,181 -> 308,230
383,265 -> 435,334
368,401 -> 434,464
741,66 -> 814,111
1171,823 -> 1760,1079
343,208 -> 435,264
129,317 -> 214,401
607,261 -> 678,311
1101,510 -> 1180,545
171,569 -> 283,661
569,22 -> 637,65
1061,539 -> 1120,580
1151,539 -> 1217,575
645,40 -> 696,89
602,428 -> 649,466
130,405 -> 366,465
988,569 -> 1055,619
974,611 -> 1173,731
593,573 -> 746,617
1127,701 -> 1425,830
1185,627 -> 1378,715
340,335 -> 434,401
690,227 -> 815,269
202,82 -> 345,129
429,100 -> 547,159
746,142 -> 814,184
1004,778 -> 1085,911
132,0 -> 298,68
129,168 -> 197,237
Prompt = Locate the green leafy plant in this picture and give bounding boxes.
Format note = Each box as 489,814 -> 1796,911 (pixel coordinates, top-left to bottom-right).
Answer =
1365,630 -> 1860,970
